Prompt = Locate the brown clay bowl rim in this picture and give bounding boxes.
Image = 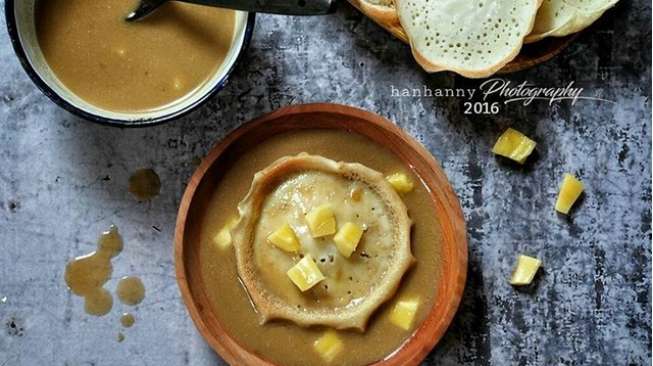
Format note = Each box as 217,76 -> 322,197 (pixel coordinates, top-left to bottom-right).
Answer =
174,103 -> 468,366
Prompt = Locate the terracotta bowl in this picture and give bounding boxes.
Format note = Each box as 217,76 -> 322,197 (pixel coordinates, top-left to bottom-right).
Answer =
175,103 -> 468,365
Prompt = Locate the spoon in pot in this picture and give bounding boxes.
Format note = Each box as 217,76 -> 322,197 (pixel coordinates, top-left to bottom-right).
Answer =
126,0 -> 336,21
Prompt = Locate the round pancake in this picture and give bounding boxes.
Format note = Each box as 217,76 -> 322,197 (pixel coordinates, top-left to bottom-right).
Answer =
395,0 -> 542,78
232,154 -> 414,331
526,0 -> 619,43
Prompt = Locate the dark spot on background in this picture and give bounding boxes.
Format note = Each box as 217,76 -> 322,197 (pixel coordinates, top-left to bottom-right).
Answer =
6,317 -> 25,336
7,200 -> 19,212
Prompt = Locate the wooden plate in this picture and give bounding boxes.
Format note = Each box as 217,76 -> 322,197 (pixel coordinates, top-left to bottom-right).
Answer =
175,103 -> 468,366
347,0 -> 576,74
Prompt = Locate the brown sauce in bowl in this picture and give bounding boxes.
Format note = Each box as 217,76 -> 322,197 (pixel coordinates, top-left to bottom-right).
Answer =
35,0 -> 235,112
198,130 -> 444,366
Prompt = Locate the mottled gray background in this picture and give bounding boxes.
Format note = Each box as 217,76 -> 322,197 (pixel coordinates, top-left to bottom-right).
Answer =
0,0 -> 650,365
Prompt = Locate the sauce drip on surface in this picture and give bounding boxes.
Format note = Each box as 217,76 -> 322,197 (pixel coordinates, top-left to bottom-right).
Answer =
116,276 -> 146,306
64,226 -> 123,316
128,168 -> 161,201
120,313 -> 136,328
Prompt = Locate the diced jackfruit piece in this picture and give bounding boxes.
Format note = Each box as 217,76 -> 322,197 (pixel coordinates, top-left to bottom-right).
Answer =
492,128 -> 537,164
510,255 -> 542,286
555,174 -> 584,215
213,216 -> 239,250
306,204 -> 336,238
389,297 -> 420,330
267,223 -> 301,253
287,254 -> 325,292
386,173 -> 414,194
313,330 -> 343,363
333,222 -> 364,258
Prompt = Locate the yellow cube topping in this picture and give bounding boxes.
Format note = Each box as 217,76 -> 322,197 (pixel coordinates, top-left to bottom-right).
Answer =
287,254 -> 325,292
212,216 -> 239,250
313,330 -> 343,363
267,223 -> 301,253
333,222 -> 364,258
306,204 -> 337,238
492,128 -> 537,164
510,255 -> 542,286
386,173 -> 414,194
555,173 -> 584,215
389,297 -> 420,330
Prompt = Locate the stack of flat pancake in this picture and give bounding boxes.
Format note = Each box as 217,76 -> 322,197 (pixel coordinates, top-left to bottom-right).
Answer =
350,0 -> 619,78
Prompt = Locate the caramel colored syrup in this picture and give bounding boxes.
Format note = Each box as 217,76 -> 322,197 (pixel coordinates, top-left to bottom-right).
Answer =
36,0 -> 235,112
128,169 -> 161,201
116,276 -> 146,306
64,226 -> 123,316
120,313 -> 136,328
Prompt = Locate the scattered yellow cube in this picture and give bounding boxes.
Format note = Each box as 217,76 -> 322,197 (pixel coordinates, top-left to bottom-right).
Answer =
386,173 -> 414,194
333,222 -> 364,258
212,216 -> 239,250
389,297 -> 420,331
287,254 -> 325,292
267,223 -> 301,253
510,255 -> 542,286
313,330 -> 343,363
306,204 -> 336,238
555,173 -> 584,215
492,128 -> 537,164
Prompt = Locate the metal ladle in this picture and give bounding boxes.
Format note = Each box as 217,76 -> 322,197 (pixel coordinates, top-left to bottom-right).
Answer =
126,0 -> 336,21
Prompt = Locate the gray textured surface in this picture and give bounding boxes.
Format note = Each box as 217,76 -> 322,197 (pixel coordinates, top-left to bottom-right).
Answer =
1,1 -> 651,365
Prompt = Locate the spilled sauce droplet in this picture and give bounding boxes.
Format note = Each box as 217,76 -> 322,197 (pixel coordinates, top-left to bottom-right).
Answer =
84,288 -> 113,316
116,276 -> 145,306
120,313 -> 135,328
128,169 -> 161,201
64,226 -> 123,316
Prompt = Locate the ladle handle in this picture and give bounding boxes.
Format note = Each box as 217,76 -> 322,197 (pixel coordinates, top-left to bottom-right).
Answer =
183,0 -> 336,15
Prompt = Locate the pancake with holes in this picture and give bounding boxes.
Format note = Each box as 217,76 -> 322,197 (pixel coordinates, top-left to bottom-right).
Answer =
526,0 -> 619,43
395,0 -> 542,78
232,154 -> 414,331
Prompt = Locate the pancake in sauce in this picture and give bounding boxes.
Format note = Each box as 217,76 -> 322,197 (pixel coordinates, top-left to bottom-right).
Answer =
197,130 -> 444,366
232,154 -> 414,331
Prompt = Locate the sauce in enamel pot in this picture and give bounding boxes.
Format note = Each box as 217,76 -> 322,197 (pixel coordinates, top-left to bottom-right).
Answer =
35,0 -> 235,112
197,129 -> 444,366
